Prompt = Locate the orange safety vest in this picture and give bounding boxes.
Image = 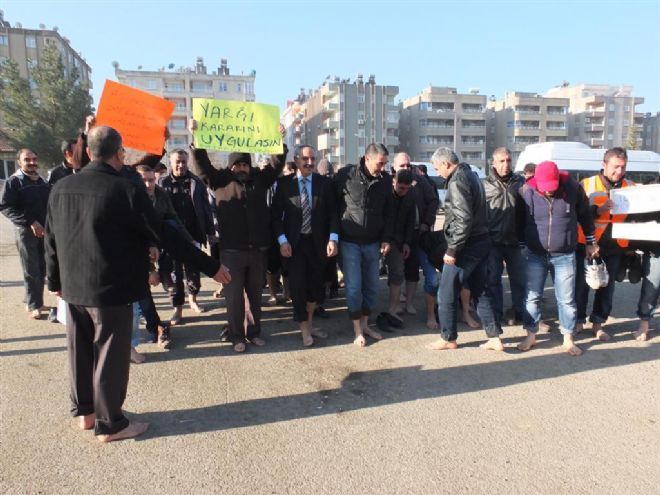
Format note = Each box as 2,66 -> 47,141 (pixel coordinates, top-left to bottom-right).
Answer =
577,174 -> 634,247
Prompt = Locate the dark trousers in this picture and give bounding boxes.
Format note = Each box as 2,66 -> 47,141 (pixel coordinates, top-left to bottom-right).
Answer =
437,237 -> 500,342
575,248 -> 623,324
138,291 -> 162,338
221,249 -> 266,344
286,236 -> 326,322
66,303 -> 132,435
170,259 -> 201,307
486,244 -> 527,321
15,226 -> 45,310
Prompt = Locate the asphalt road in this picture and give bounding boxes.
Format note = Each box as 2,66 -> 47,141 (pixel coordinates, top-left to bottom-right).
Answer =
1,215 -> 658,494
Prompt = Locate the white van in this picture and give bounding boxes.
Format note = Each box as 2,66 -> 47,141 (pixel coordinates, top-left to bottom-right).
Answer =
410,161 -> 486,208
514,142 -> 660,184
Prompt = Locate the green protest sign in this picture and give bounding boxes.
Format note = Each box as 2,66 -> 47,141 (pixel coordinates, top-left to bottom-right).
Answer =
192,98 -> 283,154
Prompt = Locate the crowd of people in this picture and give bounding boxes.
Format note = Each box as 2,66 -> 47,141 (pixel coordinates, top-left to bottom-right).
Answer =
1,115 -> 658,442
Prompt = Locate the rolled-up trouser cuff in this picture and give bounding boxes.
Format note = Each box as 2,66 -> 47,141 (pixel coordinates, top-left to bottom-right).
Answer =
589,315 -> 607,325
348,310 -> 362,320
559,326 -> 574,336
483,323 -> 503,338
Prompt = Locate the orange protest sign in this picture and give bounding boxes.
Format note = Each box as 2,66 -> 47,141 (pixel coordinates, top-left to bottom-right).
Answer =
95,80 -> 175,154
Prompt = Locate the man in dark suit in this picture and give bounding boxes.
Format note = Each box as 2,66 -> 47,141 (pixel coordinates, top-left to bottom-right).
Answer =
271,145 -> 339,346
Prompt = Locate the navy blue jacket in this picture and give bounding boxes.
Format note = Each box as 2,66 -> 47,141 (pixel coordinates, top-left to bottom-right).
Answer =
520,172 -> 595,255
0,170 -> 50,227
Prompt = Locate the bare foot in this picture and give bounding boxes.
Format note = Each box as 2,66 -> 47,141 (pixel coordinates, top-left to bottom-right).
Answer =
233,342 -> 246,353
97,421 -> 149,443
29,309 -> 41,320
130,348 -> 145,364
633,321 -> 649,341
78,413 -> 95,430
517,333 -> 536,352
538,321 -> 551,333
562,336 -> 583,356
480,337 -> 504,351
405,305 -> 417,315
426,319 -> 439,330
596,329 -> 611,341
363,326 -> 383,340
575,322 -> 584,333
462,311 -> 480,329
310,328 -> 328,339
427,339 -> 459,350
301,327 -> 314,347
189,301 -> 206,313
353,335 -> 366,347
170,307 -> 183,326
249,337 -> 266,346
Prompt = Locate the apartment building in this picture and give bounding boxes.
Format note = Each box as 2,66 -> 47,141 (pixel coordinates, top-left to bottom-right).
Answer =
283,75 -> 399,167
398,87 -> 487,169
486,91 -> 569,164
546,84 -> 644,150
642,112 -> 660,154
115,57 -> 255,157
0,12 -> 92,178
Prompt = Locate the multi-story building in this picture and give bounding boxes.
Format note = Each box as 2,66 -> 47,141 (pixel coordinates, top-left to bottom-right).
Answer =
115,57 -> 255,158
398,87 -> 487,169
642,112 -> 660,154
284,75 -> 399,167
0,12 -> 92,179
486,91 -> 569,164
280,89 -> 308,160
545,83 -> 644,150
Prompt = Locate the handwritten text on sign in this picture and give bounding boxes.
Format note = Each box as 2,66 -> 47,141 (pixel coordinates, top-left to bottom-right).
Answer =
95,80 -> 174,154
193,99 -> 282,154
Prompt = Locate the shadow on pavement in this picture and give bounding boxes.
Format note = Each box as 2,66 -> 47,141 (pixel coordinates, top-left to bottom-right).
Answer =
138,343 -> 660,440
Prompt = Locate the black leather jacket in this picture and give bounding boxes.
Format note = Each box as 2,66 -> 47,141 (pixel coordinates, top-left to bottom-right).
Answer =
444,163 -> 489,256
482,172 -> 525,246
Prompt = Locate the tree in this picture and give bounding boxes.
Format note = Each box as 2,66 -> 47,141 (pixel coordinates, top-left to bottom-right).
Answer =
0,45 -> 93,168
625,123 -> 638,150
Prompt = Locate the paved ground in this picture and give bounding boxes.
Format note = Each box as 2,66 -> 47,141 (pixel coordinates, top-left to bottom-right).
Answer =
1,215 -> 659,494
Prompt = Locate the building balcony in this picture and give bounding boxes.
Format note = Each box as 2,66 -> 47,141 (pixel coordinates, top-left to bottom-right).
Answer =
385,136 -> 399,147
324,102 -> 339,113
589,138 -> 604,147
584,124 -> 603,132
318,134 -> 338,150
513,128 -> 541,136
545,128 -> 567,136
322,117 -> 340,130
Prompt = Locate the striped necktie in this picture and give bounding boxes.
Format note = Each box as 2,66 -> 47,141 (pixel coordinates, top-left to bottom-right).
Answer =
300,177 -> 312,234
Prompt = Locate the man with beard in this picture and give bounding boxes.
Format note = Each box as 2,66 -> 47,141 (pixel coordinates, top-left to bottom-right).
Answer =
188,120 -> 286,352
0,149 -> 50,319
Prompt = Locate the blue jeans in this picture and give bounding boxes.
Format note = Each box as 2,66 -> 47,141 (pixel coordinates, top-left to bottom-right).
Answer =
487,244 -> 527,321
15,226 -> 45,311
341,241 -> 381,320
524,252 -> 577,335
417,247 -> 439,295
131,302 -> 141,348
575,249 -> 623,324
637,252 -> 660,321
437,237 -> 500,341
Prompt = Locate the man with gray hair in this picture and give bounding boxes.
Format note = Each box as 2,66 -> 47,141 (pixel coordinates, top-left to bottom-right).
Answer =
427,148 -> 503,351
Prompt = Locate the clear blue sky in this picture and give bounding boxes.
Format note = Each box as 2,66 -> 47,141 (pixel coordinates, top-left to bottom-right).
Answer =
3,0 -> 659,112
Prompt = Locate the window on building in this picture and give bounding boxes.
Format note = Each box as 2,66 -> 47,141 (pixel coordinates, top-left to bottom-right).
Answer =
0,35 -> 8,46
145,79 -> 157,90
170,118 -> 186,130
624,105 -> 630,111
608,118 -> 614,125
623,119 -> 629,126
218,82 -> 227,92
25,35 -> 37,48
191,81 -> 212,93
609,103 -> 615,111
1,160 -> 16,180
165,81 -> 184,92
387,111 -> 399,124
237,83 -> 242,92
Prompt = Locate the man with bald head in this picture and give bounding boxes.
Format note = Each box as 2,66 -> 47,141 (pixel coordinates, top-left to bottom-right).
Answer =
46,126 -> 231,442
391,152 -> 440,328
